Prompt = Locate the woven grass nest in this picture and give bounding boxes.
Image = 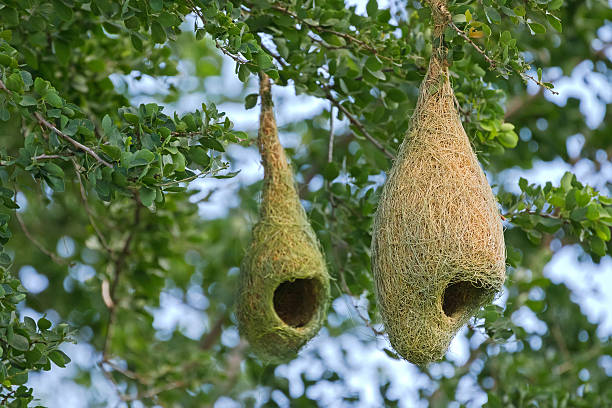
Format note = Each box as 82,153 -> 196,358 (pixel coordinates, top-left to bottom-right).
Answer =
371,48 -> 506,365
236,74 -> 331,363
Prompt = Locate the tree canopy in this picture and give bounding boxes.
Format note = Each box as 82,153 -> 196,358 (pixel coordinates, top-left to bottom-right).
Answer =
0,0 -> 611,406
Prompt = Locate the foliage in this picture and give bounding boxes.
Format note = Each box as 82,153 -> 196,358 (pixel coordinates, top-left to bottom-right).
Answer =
0,0 -> 609,406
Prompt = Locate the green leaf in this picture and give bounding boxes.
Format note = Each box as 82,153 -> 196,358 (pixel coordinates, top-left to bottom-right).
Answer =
101,145 -> 121,161
323,162 -> 340,181
9,334 -> 29,351
151,21 -> 166,44
365,68 -> 386,81
548,0 -> 563,10
5,72 -> 24,92
383,348 -> 401,360
172,152 -> 186,172
48,350 -> 71,368
130,150 -> 155,167
594,223 -> 611,241
200,138 -> 225,152
513,6 -> 526,16
238,64 -> 250,82
599,195 -> 612,205
484,7 -> 501,24
44,92 -> 63,108
365,56 -> 383,72
366,0 -> 378,17
37,318 -> 52,331
53,0 -> 74,21
560,172 -> 574,191
188,146 -> 210,167
213,170 -> 240,179
24,317 -> 36,332
123,112 -> 139,124
245,93 -> 259,110
43,162 -> 65,178
570,207 -> 587,221
590,236 -> 606,257
528,22 -> 546,34
19,95 -> 37,107
586,204 -> 600,221
547,14 -> 562,32
139,186 -> 156,207
150,0 -> 163,12
498,131 -> 518,148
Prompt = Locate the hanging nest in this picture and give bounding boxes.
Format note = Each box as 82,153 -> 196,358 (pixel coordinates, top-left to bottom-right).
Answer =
236,74 -> 331,363
371,12 -> 506,365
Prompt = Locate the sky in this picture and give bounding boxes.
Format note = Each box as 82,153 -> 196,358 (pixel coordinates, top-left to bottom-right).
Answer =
18,5 -> 612,408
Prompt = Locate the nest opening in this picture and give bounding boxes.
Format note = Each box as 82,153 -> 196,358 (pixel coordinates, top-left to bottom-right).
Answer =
442,280 -> 487,319
273,278 -> 320,328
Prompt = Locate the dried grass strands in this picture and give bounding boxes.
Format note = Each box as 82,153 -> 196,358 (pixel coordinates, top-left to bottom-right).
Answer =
236,73 -> 331,363
371,8 -> 506,364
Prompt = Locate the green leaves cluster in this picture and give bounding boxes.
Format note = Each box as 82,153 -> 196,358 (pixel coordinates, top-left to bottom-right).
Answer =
0,0 -> 610,407
0,271 -> 73,407
502,172 -> 612,261
447,0 -> 564,90
0,16 -> 242,403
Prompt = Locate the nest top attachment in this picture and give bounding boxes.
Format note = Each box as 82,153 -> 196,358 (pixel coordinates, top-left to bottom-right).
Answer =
236,74 -> 331,363
371,51 -> 506,365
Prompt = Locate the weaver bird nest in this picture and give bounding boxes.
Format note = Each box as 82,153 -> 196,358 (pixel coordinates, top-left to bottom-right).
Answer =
236,74 -> 331,363
371,51 -> 506,365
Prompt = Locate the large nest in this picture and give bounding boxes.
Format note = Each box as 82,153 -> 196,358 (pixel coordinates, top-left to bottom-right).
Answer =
236,74 -> 331,363
371,52 -> 506,365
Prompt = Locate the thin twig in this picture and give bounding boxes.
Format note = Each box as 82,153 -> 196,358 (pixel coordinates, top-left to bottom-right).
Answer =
15,211 -> 66,264
33,154 -> 72,160
448,22 -> 497,68
34,112 -> 112,168
155,166 -> 225,187
121,381 -> 188,402
503,209 -> 569,224
326,188 -> 383,337
102,203 -> 142,359
0,79 -> 11,94
205,340 -> 248,408
101,359 -> 144,382
0,390 -> 16,405
187,0 -> 249,64
72,159 -> 111,253
337,263 -> 385,336
327,105 -> 335,164
324,89 -> 395,160
270,3 -> 400,64
200,312 -> 228,350
260,43 -> 288,67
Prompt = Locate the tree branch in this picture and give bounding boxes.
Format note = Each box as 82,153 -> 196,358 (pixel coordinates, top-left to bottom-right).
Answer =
270,3 -> 404,65
102,202 -> 142,359
200,312 -> 228,350
33,112 -> 112,168
327,105 -> 335,164
324,89 -> 396,160
187,0 -> 249,64
15,211 -> 66,265
72,159 -> 111,253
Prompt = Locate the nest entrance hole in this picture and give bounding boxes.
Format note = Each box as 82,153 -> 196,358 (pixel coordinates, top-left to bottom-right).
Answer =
273,278 -> 320,328
442,280 -> 487,319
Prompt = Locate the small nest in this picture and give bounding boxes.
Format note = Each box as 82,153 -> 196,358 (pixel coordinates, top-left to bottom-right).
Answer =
371,53 -> 506,365
236,74 -> 331,363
